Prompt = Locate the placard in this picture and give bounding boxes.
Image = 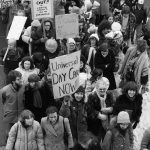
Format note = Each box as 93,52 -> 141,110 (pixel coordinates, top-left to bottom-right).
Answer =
7,16 -> 27,40
0,0 -> 13,9
50,51 -> 81,99
55,13 -> 79,39
31,0 -> 54,19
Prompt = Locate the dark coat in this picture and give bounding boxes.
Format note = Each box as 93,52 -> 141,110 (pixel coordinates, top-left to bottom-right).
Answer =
2,84 -> 25,123
102,126 -> 133,150
94,49 -> 116,90
0,47 -> 24,74
86,91 -> 113,136
59,98 -> 92,143
24,82 -> 52,122
141,127 -> 150,150
113,93 -> 142,123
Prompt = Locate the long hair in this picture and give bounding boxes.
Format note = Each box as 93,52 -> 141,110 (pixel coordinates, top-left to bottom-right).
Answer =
20,56 -> 34,70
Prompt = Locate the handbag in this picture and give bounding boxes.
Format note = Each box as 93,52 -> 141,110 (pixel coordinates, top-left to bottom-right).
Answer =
13,123 -> 19,150
63,118 -> 68,146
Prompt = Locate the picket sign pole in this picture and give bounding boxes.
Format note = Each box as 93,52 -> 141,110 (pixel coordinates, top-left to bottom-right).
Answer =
3,47 -> 9,62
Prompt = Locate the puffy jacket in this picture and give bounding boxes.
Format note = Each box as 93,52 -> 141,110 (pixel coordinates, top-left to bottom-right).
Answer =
6,121 -> 45,150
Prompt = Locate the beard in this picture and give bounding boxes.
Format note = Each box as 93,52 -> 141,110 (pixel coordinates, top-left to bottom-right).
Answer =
14,83 -> 21,91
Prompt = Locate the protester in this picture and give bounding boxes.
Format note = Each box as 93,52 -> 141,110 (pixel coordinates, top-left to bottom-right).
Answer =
97,20 -> 111,45
59,86 -> 94,145
41,106 -> 74,150
31,19 -> 56,53
86,78 -> 114,142
5,109 -> 45,150
0,38 -> 24,75
111,81 -> 142,129
102,111 -> 133,150
1,70 -> 24,140
24,74 -> 51,122
15,56 -> 39,84
22,19 -> 41,55
119,39 -> 149,89
133,0 -> 147,43
94,42 -> 116,90
116,5 -> 136,45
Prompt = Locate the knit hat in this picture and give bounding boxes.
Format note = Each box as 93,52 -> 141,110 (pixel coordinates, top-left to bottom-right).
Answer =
111,22 -> 121,31
28,74 -> 40,82
45,39 -> 58,53
89,33 -> 99,41
31,20 -> 41,27
138,0 -> 144,4
117,111 -> 130,124
76,86 -> 85,94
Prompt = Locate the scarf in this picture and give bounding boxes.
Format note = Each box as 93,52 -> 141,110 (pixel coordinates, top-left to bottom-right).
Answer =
32,87 -> 42,108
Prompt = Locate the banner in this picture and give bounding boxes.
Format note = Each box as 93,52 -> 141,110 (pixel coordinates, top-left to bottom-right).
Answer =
31,0 -> 54,19
0,0 -> 13,9
55,13 -> 79,39
7,16 -> 27,40
50,51 -> 81,99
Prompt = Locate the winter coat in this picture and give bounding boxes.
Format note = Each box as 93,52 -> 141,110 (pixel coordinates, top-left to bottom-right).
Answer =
113,93 -> 142,123
59,99 -> 92,144
41,116 -> 74,150
0,47 -> 24,74
6,121 -> 44,150
94,49 -> 116,90
86,91 -> 114,136
24,82 -> 52,122
102,126 -> 133,150
141,127 -> 150,150
22,26 -> 32,55
15,65 -> 39,85
1,84 -> 25,123
116,13 -> 136,40
120,46 -> 149,88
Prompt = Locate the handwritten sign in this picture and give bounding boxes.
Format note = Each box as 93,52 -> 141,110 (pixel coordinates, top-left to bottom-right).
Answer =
50,51 -> 81,99
7,16 -> 27,40
55,13 -> 79,39
31,0 -> 54,19
0,0 -> 13,9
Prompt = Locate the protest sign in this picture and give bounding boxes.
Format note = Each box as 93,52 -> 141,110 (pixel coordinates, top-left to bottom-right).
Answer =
55,13 -> 79,39
0,0 -> 13,9
50,51 -> 81,99
7,16 -> 27,40
31,0 -> 54,19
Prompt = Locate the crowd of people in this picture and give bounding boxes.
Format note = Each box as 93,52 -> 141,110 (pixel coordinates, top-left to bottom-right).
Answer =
0,0 -> 150,150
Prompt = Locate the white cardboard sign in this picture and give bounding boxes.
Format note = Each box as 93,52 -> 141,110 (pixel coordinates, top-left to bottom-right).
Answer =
55,13 -> 79,39
50,51 -> 81,99
31,0 -> 54,19
7,16 -> 27,40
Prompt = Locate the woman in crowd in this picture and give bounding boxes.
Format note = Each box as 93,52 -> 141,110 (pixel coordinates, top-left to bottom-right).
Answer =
82,33 -> 99,71
5,109 -> 44,150
94,41 -> 116,90
119,39 -> 149,89
41,106 -> 74,150
32,19 -> 56,53
102,111 -> 133,150
112,81 -> 142,129
86,78 -> 114,142
59,86 -> 94,145
15,56 -> 39,85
